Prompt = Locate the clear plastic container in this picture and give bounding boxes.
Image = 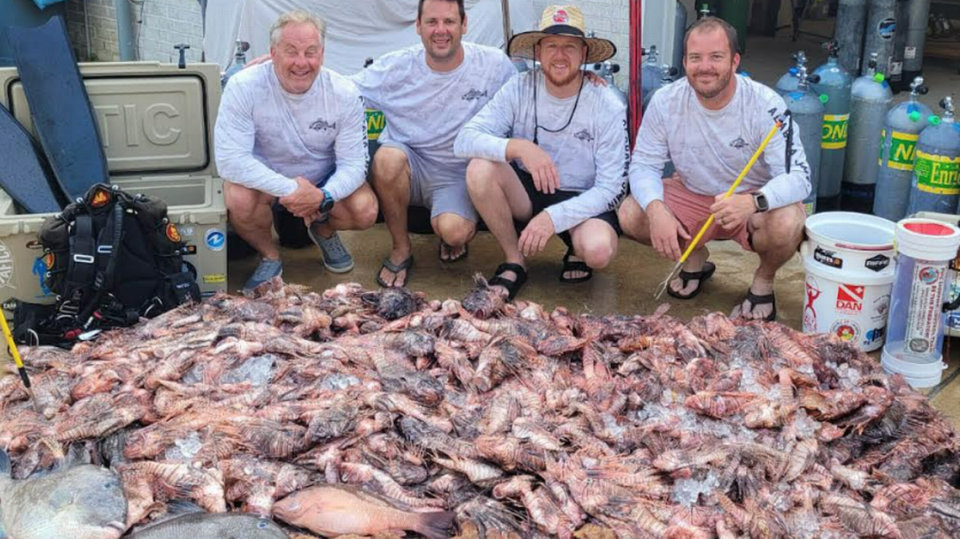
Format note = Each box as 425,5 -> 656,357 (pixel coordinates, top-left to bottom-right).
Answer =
884,220 -> 960,365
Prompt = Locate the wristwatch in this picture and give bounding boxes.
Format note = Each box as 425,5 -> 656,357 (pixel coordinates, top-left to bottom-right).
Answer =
319,188 -> 335,214
752,192 -> 769,213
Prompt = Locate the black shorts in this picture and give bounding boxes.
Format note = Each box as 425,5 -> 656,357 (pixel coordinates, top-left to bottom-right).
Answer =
511,163 -> 622,247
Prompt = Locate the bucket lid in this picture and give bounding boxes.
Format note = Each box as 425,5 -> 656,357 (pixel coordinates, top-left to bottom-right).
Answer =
881,347 -> 945,388
805,212 -> 896,252
895,218 -> 960,261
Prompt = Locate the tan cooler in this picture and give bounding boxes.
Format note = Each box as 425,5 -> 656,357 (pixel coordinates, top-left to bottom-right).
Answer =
0,62 -> 228,315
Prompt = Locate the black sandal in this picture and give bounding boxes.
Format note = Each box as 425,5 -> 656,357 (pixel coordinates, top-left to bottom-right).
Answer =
376,256 -> 414,288
667,261 -> 716,300
489,263 -> 527,300
559,249 -> 593,284
739,289 -> 777,322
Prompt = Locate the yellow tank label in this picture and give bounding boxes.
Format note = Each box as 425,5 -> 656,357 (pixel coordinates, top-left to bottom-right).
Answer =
821,113 -> 849,149
203,273 -> 226,284
365,109 -> 386,141
915,150 -> 960,194
879,130 -> 920,171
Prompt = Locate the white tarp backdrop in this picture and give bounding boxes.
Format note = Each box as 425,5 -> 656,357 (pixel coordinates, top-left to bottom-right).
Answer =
205,0 -> 538,75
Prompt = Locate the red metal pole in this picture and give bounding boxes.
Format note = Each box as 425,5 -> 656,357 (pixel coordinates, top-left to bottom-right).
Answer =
628,0 -> 642,150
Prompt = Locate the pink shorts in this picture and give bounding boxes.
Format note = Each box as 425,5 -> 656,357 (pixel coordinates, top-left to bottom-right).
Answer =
663,178 -> 772,252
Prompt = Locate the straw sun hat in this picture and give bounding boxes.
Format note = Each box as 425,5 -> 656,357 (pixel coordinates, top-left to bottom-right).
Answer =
508,5 -> 616,65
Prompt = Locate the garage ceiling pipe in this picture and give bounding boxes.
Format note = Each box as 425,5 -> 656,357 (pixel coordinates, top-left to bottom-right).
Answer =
114,0 -> 137,60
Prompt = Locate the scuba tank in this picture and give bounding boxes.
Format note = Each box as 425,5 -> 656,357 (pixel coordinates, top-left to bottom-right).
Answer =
842,52 -> 893,213
836,0 -> 867,75
902,0 -> 932,85
774,51 -> 807,96
673,0 -> 688,76
812,40 -> 853,211
862,0 -> 898,76
640,46 -> 663,105
591,60 -> 627,106
782,65 -> 826,215
906,97 -> 960,215
873,77 -> 932,221
888,0 -> 910,91
642,64 -> 677,112
221,40 -> 249,88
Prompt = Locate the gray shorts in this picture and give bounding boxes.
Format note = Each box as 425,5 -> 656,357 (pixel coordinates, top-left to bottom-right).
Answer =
380,141 -> 477,222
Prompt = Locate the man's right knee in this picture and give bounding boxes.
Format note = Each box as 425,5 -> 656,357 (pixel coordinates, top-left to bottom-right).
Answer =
617,197 -> 651,243
224,181 -> 272,218
465,159 -> 503,196
371,147 -> 410,186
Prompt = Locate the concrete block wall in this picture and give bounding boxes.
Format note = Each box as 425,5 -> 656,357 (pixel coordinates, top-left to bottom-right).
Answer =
64,0 -> 203,63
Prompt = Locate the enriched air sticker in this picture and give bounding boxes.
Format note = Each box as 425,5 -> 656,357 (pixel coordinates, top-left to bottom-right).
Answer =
915,150 -> 960,194
821,114 -> 849,149
205,229 -> 226,252
880,130 -> 919,171
365,109 -> 385,141
203,273 -> 226,284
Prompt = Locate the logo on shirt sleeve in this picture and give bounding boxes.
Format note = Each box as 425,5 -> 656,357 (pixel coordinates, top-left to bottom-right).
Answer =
730,137 -> 747,149
310,118 -> 337,131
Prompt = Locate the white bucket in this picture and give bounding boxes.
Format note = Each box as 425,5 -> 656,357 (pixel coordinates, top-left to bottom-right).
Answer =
801,212 -> 897,352
881,345 -> 946,388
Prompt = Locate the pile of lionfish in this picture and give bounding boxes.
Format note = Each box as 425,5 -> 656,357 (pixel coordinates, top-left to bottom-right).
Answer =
1,276 -> 959,539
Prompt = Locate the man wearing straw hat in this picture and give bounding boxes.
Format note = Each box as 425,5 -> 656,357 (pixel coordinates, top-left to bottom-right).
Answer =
455,5 -> 628,299
618,16 -> 810,321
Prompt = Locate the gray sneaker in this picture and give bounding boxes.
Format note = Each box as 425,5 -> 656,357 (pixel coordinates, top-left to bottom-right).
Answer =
308,224 -> 354,273
243,258 -> 283,291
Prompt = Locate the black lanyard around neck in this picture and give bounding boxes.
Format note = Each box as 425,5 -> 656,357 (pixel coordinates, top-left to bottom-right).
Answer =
533,67 -> 585,145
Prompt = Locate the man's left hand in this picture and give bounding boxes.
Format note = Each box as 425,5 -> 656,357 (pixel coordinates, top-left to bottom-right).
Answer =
279,177 -> 325,218
584,71 -> 607,87
710,193 -> 756,231
519,212 -> 556,257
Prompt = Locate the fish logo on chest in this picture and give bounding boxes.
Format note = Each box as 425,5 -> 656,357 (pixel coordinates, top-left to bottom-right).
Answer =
729,137 -> 747,149
462,89 -> 489,101
310,118 -> 337,131
574,129 -> 594,143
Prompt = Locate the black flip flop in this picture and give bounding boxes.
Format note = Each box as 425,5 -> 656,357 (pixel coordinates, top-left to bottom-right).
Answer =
559,249 -> 593,284
489,262 -> 527,300
740,289 -> 777,322
439,241 -> 468,263
667,261 -> 716,300
376,256 -> 414,288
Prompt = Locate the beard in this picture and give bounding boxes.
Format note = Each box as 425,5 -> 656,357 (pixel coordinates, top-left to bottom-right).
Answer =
542,65 -> 581,88
425,36 -> 460,63
690,69 -> 733,99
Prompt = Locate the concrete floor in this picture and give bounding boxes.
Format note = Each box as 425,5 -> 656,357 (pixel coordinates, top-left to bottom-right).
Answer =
229,21 -> 960,424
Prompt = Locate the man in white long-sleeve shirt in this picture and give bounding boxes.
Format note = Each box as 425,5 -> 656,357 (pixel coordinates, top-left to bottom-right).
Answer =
618,17 -> 809,321
215,11 -> 377,291
454,5 -> 628,299
357,0 -> 518,288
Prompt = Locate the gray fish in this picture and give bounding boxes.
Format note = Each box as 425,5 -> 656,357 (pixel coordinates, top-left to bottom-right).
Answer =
125,512 -> 288,538
0,449 -> 127,539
